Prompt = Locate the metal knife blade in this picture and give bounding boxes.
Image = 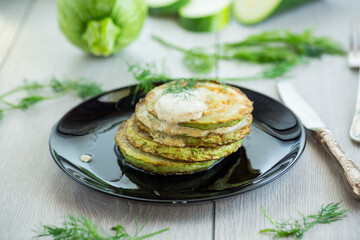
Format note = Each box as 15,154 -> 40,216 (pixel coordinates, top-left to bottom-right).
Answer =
277,80 -> 326,130
277,80 -> 360,201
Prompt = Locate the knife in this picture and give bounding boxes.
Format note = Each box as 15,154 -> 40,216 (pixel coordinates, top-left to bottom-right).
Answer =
277,80 -> 360,200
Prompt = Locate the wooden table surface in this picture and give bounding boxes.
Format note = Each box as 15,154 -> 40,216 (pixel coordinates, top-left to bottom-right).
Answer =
1,0 -> 360,239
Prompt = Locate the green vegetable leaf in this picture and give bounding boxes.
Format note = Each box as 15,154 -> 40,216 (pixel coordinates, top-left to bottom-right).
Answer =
49,78 -> 73,93
127,62 -> 294,96
36,216 -> 101,240
0,82 -> 45,100
284,30 -> 345,57
22,81 -> 44,93
0,77 -> 103,122
49,78 -> 102,99
261,59 -> 300,79
128,62 -> 170,96
17,96 -> 46,109
153,30 -> 345,77
163,78 -> 198,94
183,49 -> 217,74
227,47 -> 298,64
260,202 -> 349,239
73,79 -> 103,99
35,215 -> 169,240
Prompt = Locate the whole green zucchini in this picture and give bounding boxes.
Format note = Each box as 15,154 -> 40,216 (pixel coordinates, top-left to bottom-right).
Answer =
57,0 -> 147,56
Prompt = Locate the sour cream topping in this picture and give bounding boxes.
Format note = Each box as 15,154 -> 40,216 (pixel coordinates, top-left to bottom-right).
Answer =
154,89 -> 208,124
136,100 -> 249,137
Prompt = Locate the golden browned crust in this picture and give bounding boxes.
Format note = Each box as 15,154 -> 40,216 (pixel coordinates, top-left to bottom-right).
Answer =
114,122 -> 219,174
136,115 -> 252,147
144,81 -> 253,125
125,115 -> 243,162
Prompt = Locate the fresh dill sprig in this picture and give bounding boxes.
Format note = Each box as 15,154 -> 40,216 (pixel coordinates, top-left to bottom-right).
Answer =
128,62 -> 170,98
128,62 -> 202,101
0,77 -> 102,122
34,215 -> 169,240
260,202 -> 349,239
127,62 -> 286,97
152,36 -> 217,74
162,78 -> 199,95
152,29 -> 345,76
49,78 -> 103,99
128,62 -> 219,98
183,48 -> 217,74
226,29 -> 345,57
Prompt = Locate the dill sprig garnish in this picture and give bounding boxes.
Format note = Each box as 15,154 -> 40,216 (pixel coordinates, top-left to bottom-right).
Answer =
128,62 -> 170,96
128,62 -> 200,97
151,36 -> 217,75
260,202 -> 349,239
152,29 -> 345,76
131,31 -> 342,97
128,60 -> 306,101
162,78 -> 199,95
0,77 -> 102,122
128,62 -> 205,101
34,215 -> 169,240
129,60 -> 301,102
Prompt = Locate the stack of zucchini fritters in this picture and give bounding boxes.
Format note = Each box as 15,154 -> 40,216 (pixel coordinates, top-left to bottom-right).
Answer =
115,81 -> 253,175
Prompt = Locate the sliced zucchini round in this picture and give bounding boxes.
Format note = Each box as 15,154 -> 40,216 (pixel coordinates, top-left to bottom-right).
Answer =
233,0 -> 312,25
178,0 -> 231,32
126,115 -> 243,162
137,115 -> 252,147
147,0 -> 189,15
145,81 -> 253,129
115,122 -> 220,175
136,98 -> 252,138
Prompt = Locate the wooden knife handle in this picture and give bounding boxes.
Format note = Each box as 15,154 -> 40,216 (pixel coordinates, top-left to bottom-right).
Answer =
313,128 -> 360,200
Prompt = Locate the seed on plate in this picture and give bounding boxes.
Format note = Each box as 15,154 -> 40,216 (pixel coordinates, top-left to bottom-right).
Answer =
80,154 -> 92,163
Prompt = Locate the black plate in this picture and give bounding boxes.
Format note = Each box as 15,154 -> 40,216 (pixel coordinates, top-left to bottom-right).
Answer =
49,84 -> 306,203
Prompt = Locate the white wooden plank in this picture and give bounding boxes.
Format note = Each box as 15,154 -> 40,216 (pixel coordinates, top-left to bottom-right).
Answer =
215,0 -> 360,239
0,0 -> 215,239
0,0 -> 32,71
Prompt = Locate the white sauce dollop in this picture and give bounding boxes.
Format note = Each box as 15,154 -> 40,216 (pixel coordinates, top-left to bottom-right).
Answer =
154,89 -> 207,124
